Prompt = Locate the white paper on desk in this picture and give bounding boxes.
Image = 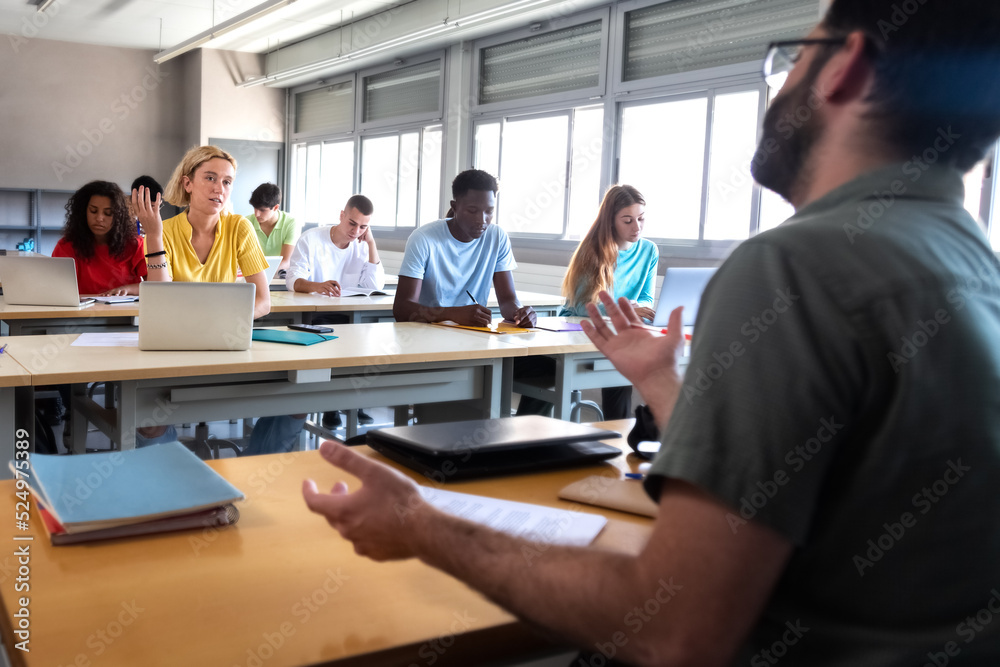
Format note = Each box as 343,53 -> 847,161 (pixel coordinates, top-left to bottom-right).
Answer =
419,486 -> 606,547
71,332 -> 139,347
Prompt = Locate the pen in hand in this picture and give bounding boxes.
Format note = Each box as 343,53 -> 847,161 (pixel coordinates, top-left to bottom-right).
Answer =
465,290 -> 478,305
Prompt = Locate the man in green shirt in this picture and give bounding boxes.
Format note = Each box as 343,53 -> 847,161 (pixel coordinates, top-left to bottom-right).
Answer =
247,182 -> 298,272
300,1 -> 1000,664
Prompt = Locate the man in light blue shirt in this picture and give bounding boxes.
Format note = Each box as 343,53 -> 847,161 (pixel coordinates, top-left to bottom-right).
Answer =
394,169 -> 536,327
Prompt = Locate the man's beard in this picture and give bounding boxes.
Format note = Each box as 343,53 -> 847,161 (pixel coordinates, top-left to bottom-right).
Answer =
751,75 -> 822,206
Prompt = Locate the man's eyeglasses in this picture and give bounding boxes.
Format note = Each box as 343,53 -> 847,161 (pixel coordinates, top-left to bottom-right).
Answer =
762,38 -> 847,90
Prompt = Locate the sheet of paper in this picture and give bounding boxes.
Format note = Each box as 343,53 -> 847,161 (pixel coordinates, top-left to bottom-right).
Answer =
419,486 -> 606,547
71,332 -> 139,347
536,322 -> 583,332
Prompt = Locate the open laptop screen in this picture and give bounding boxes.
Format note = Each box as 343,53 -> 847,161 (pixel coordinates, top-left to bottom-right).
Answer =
138,282 -> 255,351
653,267 -> 717,328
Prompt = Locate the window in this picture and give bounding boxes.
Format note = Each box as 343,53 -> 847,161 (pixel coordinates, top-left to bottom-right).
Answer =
619,96 -> 707,240
473,105 -> 605,237
290,142 -> 355,226
705,90 -> 761,240
321,141 -> 355,222
288,54 -> 445,227
359,125 -> 443,228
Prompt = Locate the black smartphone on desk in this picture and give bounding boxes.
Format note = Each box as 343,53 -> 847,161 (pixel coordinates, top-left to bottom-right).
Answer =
288,324 -> 333,334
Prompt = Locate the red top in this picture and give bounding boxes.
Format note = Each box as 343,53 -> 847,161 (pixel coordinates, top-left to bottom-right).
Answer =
52,237 -> 147,294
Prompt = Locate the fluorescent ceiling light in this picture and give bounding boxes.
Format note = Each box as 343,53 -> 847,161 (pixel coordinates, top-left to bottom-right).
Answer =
239,0 -> 554,87
154,0 -> 297,64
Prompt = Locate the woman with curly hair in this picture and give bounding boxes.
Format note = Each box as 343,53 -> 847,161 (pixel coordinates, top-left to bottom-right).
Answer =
52,180 -> 146,296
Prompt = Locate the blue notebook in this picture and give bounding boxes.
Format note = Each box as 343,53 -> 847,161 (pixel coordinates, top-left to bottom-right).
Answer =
18,442 -> 245,533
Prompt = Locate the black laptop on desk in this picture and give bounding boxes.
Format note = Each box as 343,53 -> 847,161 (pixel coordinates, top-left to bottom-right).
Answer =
366,415 -> 622,481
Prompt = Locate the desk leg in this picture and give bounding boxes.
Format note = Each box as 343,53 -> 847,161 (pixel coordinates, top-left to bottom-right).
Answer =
552,355 -> 572,421
345,411 -> 358,440
393,406 -> 409,426
118,380 -> 138,450
69,383 -> 89,454
481,359 -> 503,419
500,358 -> 513,418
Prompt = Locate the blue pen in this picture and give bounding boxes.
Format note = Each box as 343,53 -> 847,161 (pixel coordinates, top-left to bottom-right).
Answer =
624,472 -> 644,480
0,344 -> 6,355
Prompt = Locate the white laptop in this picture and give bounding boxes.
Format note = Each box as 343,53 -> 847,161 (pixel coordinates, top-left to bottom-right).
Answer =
653,267 -> 717,328
261,256 -> 282,285
0,256 -> 95,307
138,282 -> 255,351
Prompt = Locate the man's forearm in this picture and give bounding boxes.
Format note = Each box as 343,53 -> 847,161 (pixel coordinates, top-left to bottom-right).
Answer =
410,505 -> 663,665
394,300 -> 454,323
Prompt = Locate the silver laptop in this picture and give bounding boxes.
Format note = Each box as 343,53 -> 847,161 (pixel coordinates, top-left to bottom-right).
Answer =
138,282 -> 255,351
261,256 -> 282,284
653,267 -> 717,328
0,256 -> 95,307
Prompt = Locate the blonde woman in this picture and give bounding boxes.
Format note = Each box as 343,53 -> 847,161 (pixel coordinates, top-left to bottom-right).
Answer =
134,145 -> 270,317
132,146 -> 301,453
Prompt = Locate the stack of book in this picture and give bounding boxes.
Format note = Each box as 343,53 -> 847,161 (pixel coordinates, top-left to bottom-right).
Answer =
12,442 -> 245,545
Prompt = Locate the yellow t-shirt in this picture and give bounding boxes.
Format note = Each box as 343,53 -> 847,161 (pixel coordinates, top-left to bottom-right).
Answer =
161,211 -> 268,283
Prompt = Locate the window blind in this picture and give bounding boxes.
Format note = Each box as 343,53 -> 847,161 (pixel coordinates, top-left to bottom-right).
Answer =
623,0 -> 818,81
363,60 -> 441,124
479,20 -> 603,105
294,81 -> 354,135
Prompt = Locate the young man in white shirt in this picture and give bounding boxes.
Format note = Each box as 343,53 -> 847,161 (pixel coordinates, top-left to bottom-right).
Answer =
286,195 -> 384,427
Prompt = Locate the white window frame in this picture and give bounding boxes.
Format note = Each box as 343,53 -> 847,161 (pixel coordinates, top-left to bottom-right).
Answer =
358,122 -> 445,229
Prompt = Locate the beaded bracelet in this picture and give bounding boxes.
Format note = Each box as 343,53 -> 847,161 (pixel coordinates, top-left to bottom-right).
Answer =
146,261 -> 168,270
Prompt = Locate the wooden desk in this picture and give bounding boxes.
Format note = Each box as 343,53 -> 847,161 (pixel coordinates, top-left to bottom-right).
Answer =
0,421 -> 651,667
0,352 -> 31,476
4,323 -> 527,452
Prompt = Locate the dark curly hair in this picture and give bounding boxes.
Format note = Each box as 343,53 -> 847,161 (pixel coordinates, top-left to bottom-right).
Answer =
61,181 -> 136,259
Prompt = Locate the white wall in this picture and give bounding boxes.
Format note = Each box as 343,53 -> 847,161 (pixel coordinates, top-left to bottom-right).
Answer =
199,49 -> 285,150
0,39 -> 286,194
0,38 -> 188,191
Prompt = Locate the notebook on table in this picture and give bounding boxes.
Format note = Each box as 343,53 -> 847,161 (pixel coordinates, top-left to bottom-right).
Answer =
138,282 -> 255,351
653,267 -> 717,329
366,415 -> 622,481
0,256 -> 95,307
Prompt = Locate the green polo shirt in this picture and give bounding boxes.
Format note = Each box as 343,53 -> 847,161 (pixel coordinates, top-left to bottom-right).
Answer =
647,164 -> 1000,664
247,210 -> 298,256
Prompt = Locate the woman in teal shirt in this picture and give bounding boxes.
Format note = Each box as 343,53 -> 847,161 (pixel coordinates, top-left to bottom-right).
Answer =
518,185 -> 657,419
562,185 -> 657,419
